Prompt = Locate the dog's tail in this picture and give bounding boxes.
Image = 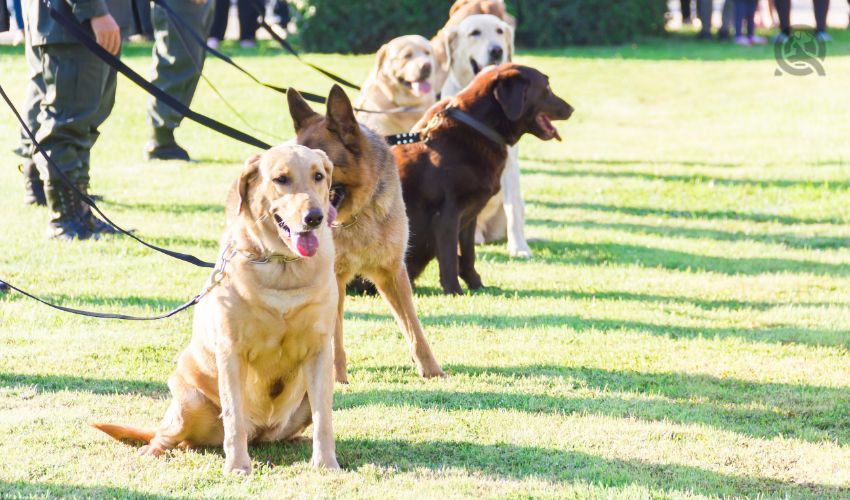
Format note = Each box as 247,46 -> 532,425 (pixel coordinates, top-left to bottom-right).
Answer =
90,422 -> 156,444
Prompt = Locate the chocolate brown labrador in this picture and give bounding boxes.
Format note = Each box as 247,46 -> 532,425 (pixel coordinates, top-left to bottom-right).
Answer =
395,63 -> 574,295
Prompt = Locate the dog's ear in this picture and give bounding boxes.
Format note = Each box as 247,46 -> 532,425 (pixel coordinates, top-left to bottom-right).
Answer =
326,84 -> 361,153
367,43 -> 389,83
238,154 -> 262,215
287,88 -> 319,133
445,27 -> 459,71
494,71 -> 529,121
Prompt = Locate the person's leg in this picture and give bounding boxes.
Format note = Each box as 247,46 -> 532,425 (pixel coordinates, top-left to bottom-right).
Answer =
719,0 -> 734,38
697,0 -> 714,36
18,40 -> 47,206
747,0 -> 757,36
12,0 -> 23,29
734,0 -> 747,37
681,0 -> 692,22
237,0 -> 260,44
34,44 -> 113,240
813,0 -> 829,34
146,0 -> 215,161
209,0 -> 230,41
774,0 -> 791,36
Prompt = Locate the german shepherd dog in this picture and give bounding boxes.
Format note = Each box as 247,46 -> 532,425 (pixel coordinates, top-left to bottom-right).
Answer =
286,85 -> 445,383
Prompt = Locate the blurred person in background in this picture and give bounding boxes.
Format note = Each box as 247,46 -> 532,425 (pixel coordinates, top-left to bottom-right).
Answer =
774,0 -> 831,42
734,0 -> 767,45
697,0 -> 735,40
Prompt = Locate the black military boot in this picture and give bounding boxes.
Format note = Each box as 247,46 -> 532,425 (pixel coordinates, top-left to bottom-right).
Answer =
20,160 -> 46,206
144,127 -> 191,161
77,182 -> 120,239
44,180 -> 92,241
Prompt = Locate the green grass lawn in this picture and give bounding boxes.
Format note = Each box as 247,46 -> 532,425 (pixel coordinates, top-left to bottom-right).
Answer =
1,30 -> 850,498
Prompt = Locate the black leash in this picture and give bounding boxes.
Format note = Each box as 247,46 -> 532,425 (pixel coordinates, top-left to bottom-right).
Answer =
250,0 -> 360,91
152,0 -> 327,104
0,278 -> 202,320
0,81 -> 216,269
46,0 -> 272,150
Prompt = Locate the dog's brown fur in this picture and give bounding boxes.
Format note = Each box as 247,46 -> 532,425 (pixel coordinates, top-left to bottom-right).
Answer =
93,145 -> 341,475
398,64 -> 573,294
431,0 -> 516,94
287,85 -> 445,383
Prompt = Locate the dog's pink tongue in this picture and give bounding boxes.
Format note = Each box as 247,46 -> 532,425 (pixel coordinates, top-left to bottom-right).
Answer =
412,80 -> 432,96
294,231 -> 319,257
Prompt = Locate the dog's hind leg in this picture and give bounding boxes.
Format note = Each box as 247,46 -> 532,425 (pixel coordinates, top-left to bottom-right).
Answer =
502,146 -> 532,258
333,277 -> 350,384
458,221 -> 484,291
140,373 -> 223,457
371,263 -> 445,378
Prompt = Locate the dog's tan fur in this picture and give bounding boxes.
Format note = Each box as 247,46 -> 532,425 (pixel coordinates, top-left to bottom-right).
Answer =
356,35 -> 436,136
92,145 -> 341,475
431,0 -> 516,94
288,85 -> 444,383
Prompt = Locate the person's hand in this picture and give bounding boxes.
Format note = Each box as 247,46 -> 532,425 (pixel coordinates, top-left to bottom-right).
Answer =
90,14 -> 121,55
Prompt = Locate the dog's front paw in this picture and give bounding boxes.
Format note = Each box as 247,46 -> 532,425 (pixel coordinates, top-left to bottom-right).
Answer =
418,361 -> 447,379
311,453 -> 341,470
223,457 -> 252,476
508,243 -> 533,259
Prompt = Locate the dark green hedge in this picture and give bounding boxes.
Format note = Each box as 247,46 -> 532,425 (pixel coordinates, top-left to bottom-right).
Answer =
293,0 -> 668,53
514,0 -> 668,47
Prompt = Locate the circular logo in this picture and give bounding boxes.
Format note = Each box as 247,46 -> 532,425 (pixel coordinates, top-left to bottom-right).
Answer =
775,28 -> 826,76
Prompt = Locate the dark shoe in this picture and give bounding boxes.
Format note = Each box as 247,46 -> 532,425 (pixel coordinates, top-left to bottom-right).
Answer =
717,29 -> 730,41
144,128 -> 191,161
696,31 -> 712,41
20,161 -> 46,206
44,180 -> 92,241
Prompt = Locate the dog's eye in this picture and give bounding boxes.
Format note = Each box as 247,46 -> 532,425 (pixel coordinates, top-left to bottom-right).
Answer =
470,29 -> 481,37
496,28 -> 504,35
274,176 -> 289,185
403,52 -> 412,59
314,172 -> 325,182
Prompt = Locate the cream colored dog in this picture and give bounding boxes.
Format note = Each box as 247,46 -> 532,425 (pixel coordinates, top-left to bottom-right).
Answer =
356,35 -> 436,136
92,144 -> 341,475
440,14 -> 533,258
430,0 -> 516,94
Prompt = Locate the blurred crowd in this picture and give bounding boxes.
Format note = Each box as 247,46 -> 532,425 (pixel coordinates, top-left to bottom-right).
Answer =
677,0 -> 849,45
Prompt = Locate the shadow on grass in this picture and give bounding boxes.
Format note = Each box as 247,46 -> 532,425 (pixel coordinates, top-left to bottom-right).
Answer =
342,365 -> 850,446
0,481 -> 173,499
523,166 -> 850,191
346,309 -> 848,348
553,219 -> 850,250
530,201 -> 847,226
0,372 -> 167,396
411,286 -> 847,311
252,438 -> 847,498
475,239 -> 850,276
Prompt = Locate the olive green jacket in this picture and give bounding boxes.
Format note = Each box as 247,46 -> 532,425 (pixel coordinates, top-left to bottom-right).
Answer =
26,0 -> 134,46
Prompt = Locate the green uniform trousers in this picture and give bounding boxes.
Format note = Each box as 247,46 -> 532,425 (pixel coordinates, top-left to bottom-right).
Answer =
25,42 -> 117,186
148,0 -> 214,132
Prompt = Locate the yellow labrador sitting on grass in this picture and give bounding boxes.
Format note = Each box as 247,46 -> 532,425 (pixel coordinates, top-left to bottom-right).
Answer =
355,35 -> 436,136
93,144 -> 341,475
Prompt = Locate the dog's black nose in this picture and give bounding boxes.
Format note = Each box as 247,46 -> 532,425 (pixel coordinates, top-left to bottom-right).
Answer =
420,62 -> 432,79
304,209 -> 324,228
489,46 -> 504,63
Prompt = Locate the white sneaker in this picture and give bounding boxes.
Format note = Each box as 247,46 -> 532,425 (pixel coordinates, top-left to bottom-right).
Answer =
207,37 -> 220,50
